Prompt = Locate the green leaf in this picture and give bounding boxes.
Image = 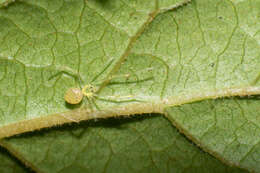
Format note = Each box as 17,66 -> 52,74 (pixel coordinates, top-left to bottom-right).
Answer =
0,147 -> 28,173
1,115 -> 247,173
0,0 -> 259,138
166,97 -> 260,172
0,0 -> 14,7
0,0 -> 259,172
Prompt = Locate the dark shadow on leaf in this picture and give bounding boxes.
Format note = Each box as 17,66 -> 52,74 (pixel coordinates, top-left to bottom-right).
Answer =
65,101 -> 83,110
235,95 -> 260,101
0,146 -> 35,173
92,0 -> 111,8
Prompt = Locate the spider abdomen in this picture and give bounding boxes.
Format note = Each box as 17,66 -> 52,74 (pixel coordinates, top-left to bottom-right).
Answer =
64,88 -> 83,104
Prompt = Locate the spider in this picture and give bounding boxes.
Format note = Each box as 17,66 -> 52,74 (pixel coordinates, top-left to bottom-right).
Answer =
50,64 -> 154,122
62,66 -> 153,106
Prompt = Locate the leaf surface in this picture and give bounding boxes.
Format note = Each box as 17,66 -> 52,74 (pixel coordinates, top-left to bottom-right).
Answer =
0,0 -> 259,172
1,115 -> 247,173
0,147 -> 28,173
0,0 -> 14,7
0,0 -> 259,138
166,97 -> 260,172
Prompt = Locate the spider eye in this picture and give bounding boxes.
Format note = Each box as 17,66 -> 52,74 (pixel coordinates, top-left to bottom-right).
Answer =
64,88 -> 83,104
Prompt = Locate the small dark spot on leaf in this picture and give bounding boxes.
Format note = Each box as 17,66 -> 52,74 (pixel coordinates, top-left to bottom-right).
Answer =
210,63 -> 215,67
95,0 -> 111,8
70,128 -> 86,138
210,104 -> 215,110
218,16 -> 223,19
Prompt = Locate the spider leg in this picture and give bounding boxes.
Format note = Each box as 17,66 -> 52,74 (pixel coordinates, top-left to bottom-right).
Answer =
90,96 -> 101,111
48,68 -> 84,88
95,95 -> 145,103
